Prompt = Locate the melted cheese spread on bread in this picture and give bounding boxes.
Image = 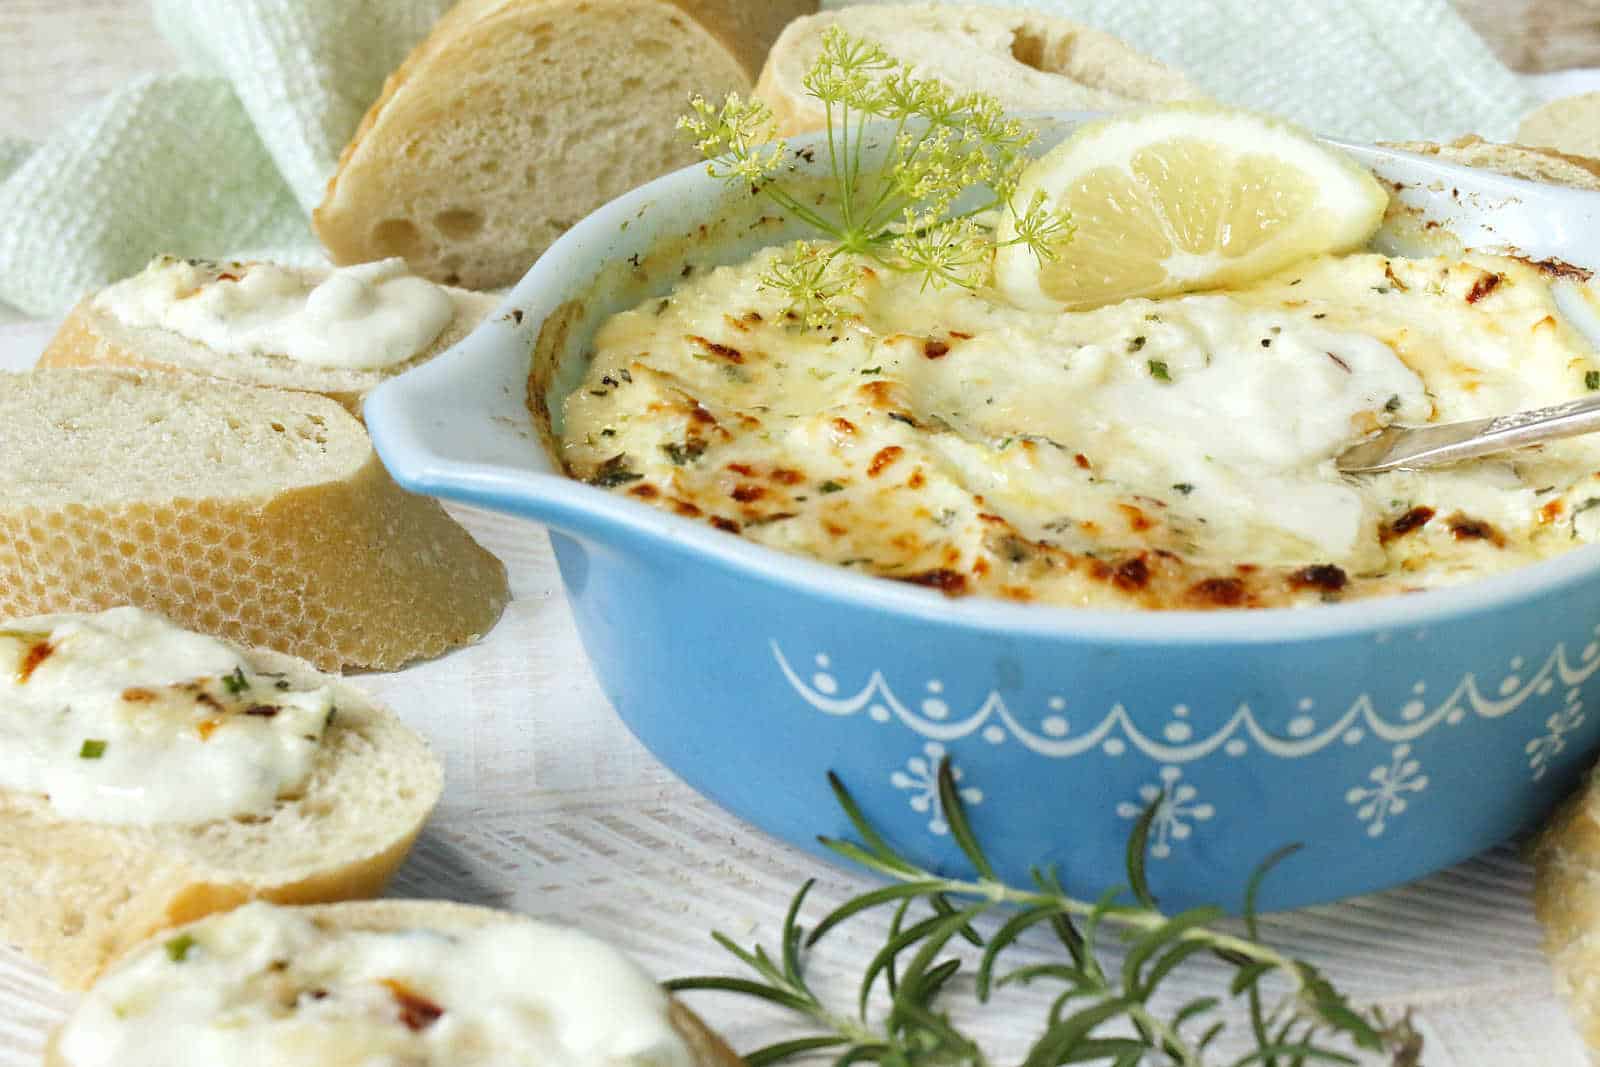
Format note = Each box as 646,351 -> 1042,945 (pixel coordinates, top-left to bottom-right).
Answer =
561,248 -> 1600,608
57,902 -> 694,1067
0,607 -> 332,823
97,256 -> 454,369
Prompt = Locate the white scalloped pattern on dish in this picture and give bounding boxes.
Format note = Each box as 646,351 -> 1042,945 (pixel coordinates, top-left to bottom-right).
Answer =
772,633 -> 1600,766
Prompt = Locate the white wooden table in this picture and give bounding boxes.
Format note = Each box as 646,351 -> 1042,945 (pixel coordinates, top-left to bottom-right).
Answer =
2,4 -> 1599,1065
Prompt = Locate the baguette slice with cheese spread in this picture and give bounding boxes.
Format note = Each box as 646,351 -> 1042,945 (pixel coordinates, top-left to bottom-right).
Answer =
2,611 -> 444,990
755,4 -> 1199,139
313,0 -> 818,291
38,257 -> 499,417
46,900 -> 742,1067
0,369 -> 509,670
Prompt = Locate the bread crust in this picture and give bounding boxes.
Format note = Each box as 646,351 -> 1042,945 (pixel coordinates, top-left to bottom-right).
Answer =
1380,134 -> 1600,193
38,274 -> 497,418
0,370 -> 510,671
1,647 -> 443,991
45,899 -> 745,1067
755,4 -> 1198,138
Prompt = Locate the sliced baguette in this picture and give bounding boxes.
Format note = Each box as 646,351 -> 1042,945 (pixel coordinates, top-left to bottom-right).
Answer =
2,636 -> 443,990
0,369 -> 509,671
313,0 -> 818,291
46,899 -> 742,1067
1380,134 -> 1600,192
1520,93 -> 1600,161
755,4 -> 1200,139
1534,776 -> 1600,1052
37,259 -> 499,417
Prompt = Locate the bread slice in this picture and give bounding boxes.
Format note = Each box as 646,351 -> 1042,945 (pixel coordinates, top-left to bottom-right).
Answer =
1520,92 -> 1600,161
37,259 -> 499,417
46,899 -> 741,1067
313,0 -> 818,291
1380,134 -> 1600,192
1533,777 -> 1600,1052
0,369 -> 509,670
755,4 -> 1200,139
2,637 -> 443,990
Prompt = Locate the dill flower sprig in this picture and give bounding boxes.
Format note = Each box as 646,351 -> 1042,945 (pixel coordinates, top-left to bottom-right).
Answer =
678,27 -> 1076,326
668,759 -> 1424,1067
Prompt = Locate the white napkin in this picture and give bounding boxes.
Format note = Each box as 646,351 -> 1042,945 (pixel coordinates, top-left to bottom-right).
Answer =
0,0 -> 1544,317
153,0 -> 453,212
0,0 -> 450,316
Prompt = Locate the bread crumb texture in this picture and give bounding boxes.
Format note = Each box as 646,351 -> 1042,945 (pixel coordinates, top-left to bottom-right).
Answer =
0,370 -> 509,670
315,0 -> 789,290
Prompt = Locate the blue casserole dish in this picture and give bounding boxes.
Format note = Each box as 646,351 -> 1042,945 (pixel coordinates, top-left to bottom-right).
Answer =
365,115 -> 1600,911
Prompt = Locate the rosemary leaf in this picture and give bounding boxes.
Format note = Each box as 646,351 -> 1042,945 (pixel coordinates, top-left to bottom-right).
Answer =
1125,802 -> 1161,909
1231,1046 -> 1357,1067
996,962 -> 1096,992
1122,906 -> 1226,995
663,975 -> 815,1014
938,758 -> 999,881
858,905 -> 986,1017
976,906 -> 1061,1000
743,1035 -> 851,1067
1035,868 -> 1090,968
1229,961 -> 1278,997
1022,996 -> 1141,1067
931,891 -> 988,948
824,770 -> 925,875
1175,996 -> 1223,1028
780,879 -> 815,983
809,880 -> 952,946
1243,844 -> 1302,939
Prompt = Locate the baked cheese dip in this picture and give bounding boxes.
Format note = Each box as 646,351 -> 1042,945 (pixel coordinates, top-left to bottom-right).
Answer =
56,902 -> 696,1067
0,607 -> 334,822
560,248 -> 1600,608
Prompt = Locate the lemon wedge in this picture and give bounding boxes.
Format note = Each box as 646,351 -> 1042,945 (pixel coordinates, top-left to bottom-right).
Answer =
994,104 -> 1389,311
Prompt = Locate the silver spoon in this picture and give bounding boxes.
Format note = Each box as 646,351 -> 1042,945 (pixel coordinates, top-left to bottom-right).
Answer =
1336,393 -> 1600,473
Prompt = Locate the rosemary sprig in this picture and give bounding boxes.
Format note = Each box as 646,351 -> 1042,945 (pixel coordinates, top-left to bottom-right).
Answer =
679,28 -> 1075,326
669,759 -> 1423,1067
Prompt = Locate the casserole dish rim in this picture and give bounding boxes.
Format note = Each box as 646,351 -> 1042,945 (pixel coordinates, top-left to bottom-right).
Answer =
365,113 -> 1600,647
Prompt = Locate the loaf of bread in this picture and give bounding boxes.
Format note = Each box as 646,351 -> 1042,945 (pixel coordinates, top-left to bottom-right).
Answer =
1,614 -> 443,989
755,4 -> 1199,139
45,899 -> 742,1067
0,369 -> 509,670
38,257 -> 498,416
313,0 -> 818,291
1519,93 -> 1600,161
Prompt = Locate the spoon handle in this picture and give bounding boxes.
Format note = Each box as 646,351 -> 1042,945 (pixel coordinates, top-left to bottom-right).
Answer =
1339,393 -> 1600,473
